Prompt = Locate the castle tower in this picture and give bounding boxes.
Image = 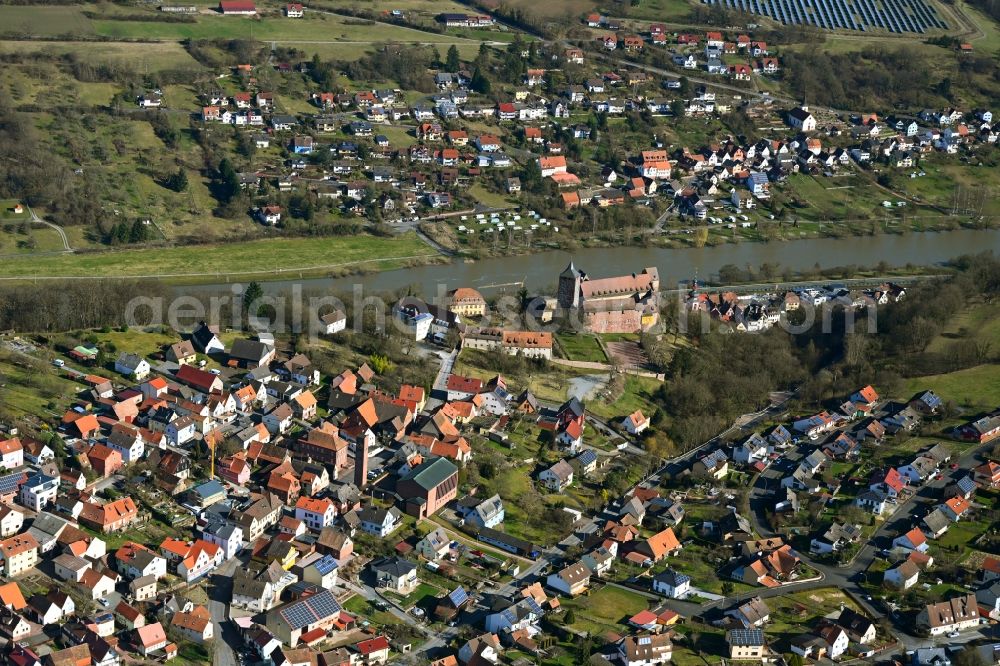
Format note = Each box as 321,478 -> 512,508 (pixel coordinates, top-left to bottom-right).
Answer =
557,261 -> 582,309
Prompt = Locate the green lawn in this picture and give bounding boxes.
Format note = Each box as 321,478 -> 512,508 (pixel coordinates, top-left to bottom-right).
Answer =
556,333 -> 607,363
0,354 -> 82,420
585,375 -> 662,422
386,581 -> 442,609
0,199 -> 29,220
766,588 -> 865,640
0,233 -> 439,281
560,585 -> 650,635
453,349 -> 594,405
69,329 -> 178,358
342,595 -> 407,628
935,519 -> 991,552
900,364 -> 1000,412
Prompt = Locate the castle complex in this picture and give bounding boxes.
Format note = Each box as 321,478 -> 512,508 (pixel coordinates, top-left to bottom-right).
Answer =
557,262 -> 661,334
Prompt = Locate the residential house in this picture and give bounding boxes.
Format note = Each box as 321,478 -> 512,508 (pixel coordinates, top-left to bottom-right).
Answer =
539,460 -> 574,492
917,594 -> 979,636
546,562 -> 591,597
652,569 -> 691,599
371,557 -> 418,595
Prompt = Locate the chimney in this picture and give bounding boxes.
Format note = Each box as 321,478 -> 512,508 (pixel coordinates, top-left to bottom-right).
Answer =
355,436 -> 369,489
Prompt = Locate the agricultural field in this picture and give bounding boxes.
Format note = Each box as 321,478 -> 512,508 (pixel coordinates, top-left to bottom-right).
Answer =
90,11 -> 485,47
0,232 -> 437,281
607,0 -> 697,21
779,173 -> 931,223
889,158 -> 1000,216
0,5 -> 94,37
924,301 -> 1000,355
0,39 -> 203,70
0,348 -> 82,421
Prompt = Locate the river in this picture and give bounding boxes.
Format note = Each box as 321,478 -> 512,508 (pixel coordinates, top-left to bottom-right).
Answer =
179,228 -> 1000,298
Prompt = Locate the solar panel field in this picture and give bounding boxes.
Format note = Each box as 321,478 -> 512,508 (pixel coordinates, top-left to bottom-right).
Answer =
705,0 -> 947,32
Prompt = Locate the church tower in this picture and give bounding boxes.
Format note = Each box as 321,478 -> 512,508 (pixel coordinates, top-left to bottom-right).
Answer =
558,262 -> 581,309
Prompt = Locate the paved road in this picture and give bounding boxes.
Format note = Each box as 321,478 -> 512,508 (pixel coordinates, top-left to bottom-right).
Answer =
431,349 -> 458,397
209,556 -> 243,666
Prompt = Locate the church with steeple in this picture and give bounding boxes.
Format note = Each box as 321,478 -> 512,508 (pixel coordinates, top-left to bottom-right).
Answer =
557,262 -> 660,333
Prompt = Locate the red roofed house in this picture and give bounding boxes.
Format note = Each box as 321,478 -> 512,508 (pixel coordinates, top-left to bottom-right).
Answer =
175,365 -> 224,394
399,385 -> 427,413
622,35 -> 644,51
66,412 -> 100,439
219,0 -> 257,14
561,191 -> 581,209
892,527 -> 929,553
160,538 -> 224,582
87,444 -> 123,478
0,438 -> 23,470
79,497 -> 139,533
871,467 -> 906,498
975,461 -> 1000,488
622,410 -> 649,436
356,636 -> 390,663
940,496 -> 971,522
136,622 -> 169,656
625,527 -> 681,565
851,385 -> 880,408
446,374 -> 483,401
538,156 -> 567,177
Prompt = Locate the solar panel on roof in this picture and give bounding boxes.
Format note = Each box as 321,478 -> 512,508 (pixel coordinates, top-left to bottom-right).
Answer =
524,597 -> 543,615
314,555 -> 339,575
448,586 -> 469,607
0,473 -> 22,495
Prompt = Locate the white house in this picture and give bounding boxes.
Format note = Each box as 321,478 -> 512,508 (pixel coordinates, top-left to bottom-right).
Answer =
652,569 -> 691,599
294,497 -> 337,531
788,107 -> 817,132
201,522 -> 244,561
371,557 -> 418,595
820,625 -> 849,660
539,460 -> 574,492
415,527 -> 451,561
0,439 -> 23,471
622,410 -> 649,436
358,507 -> 402,538
115,353 -> 151,380
320,310 -> 347,335
546,562 -> 591,597
892,528 -> 929,553
107,427 -> 146,464
884,560 -> 919,590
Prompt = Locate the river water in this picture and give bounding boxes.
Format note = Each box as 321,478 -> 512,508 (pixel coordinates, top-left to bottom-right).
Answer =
180,228 -> 1000,298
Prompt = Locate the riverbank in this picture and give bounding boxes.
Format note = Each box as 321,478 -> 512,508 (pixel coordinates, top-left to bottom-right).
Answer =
420,214 -> 998,264
0,233 -> 446,285
167,227 -> 1000,299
